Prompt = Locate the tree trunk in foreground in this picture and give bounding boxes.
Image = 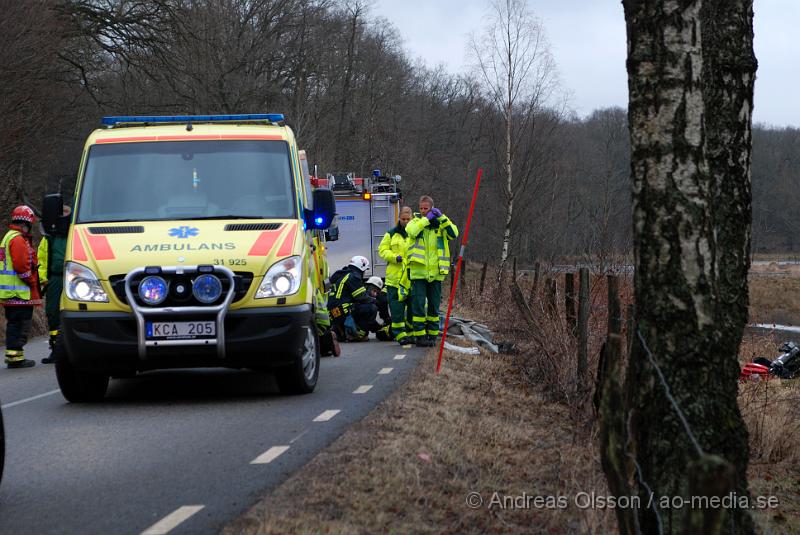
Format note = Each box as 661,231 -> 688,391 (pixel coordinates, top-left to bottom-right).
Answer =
614,1 -> 757,533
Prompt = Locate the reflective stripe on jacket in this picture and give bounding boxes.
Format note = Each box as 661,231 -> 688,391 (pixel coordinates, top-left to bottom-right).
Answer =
405,213 -> 459,282
0,230 -> 31,302
378,225 -> 409,287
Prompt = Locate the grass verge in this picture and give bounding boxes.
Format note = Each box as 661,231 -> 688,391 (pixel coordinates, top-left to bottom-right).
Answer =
224,348 -> 615,534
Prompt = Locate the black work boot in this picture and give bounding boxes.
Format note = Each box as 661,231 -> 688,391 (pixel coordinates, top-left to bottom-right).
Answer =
415,336 -> 428,348
41,354 -> 56,364
7,359 -> 36,369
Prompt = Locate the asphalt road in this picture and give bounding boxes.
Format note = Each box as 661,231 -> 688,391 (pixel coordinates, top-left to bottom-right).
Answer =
0,336 -> 424,535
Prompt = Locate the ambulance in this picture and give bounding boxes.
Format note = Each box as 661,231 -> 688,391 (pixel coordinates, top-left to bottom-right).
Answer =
44,114 -> 336,401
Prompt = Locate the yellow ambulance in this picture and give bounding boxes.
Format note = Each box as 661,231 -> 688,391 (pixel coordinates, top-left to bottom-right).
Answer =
44,114 -> 336,401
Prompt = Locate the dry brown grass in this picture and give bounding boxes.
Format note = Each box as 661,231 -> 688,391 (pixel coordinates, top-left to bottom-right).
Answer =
225,349 -> 616,535
738,333 -> 800,533
749,275 -> 800,325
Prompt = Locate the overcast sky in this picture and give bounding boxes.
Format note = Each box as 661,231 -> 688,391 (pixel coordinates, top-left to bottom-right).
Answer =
371,0 -> 798,127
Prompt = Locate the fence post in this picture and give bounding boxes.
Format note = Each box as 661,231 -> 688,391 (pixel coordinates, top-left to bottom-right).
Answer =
479,261 -> 488,295
607,274 -> 621,336
565,272 -> 576,333
460,258 -> 467,291
511,278 -> 536,326
529,261 -> 541,305
577,268 -> 590,390
547,278 -> 558,315
596,333 -> 637,535
625,304 -> 635,357
512,256 -> 517,281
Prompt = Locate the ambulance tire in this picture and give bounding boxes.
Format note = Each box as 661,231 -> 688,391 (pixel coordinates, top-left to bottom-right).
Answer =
54,337 -> 109,403
275,324 -> 320,395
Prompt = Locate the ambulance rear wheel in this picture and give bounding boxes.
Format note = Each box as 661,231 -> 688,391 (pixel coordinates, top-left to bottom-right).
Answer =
276,325 -> 320,395
54,338 -> 109,403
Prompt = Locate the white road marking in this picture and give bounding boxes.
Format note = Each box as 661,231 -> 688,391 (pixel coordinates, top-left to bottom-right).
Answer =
251,446 -> 290,465
353,385 -> 373,394
1,389 -> 60,409
378,367 -> 394,374
313,410 -> 340,422
394,354 -> 406,360
141,505 -> 204,535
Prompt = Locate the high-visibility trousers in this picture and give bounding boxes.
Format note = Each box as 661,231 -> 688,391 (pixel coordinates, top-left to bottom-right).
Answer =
410,279 -> 441,338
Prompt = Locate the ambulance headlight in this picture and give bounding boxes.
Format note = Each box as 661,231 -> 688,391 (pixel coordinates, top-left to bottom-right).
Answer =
138,276 -> 168,305
256,256 -> 302,298
65,262 -> 109,303
193,274 -> 223,304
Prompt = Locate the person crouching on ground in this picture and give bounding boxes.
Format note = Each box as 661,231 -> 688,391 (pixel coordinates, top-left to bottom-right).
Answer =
405,196 -> 459,347
1,206 -> 42,368
328,255 -> 378,341
379,205 -> 413,344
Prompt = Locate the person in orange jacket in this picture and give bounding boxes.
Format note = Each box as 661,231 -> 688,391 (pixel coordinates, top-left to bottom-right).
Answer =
1,205 -> 42,368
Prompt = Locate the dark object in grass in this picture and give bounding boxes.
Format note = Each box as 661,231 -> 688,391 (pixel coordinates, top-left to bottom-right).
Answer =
741,341 -> 800,380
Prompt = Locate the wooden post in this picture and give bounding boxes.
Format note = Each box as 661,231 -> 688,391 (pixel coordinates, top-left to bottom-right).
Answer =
512,256 -> 517,281
565,272 -> 576,332
528,261 -> 541,305
460,258 -> 467,290
596,333 -> 637,535
479,261 -> 488,295
577,268 -> 590,388
511,278 -> 536,326
625,304 -> 635,357
607,274 -> 621,336
547,278 -> 558,315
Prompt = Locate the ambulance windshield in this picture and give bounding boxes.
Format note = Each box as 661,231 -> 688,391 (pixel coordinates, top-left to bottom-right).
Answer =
76,140 -> 296,223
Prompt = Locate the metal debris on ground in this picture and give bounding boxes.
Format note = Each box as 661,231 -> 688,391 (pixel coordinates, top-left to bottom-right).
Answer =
444,317 -> 516,354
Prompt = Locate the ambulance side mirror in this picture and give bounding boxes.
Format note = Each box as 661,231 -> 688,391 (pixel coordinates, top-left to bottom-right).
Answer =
42,193 -> 65,235
325,221 -> 339,242
306,188 -> 336,230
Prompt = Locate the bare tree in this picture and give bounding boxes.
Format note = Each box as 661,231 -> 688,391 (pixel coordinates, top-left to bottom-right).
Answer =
470,0 -> 560,269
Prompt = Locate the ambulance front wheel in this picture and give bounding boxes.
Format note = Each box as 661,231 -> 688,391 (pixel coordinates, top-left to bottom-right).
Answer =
53,336 -> 109,402
275,325 -> 320,395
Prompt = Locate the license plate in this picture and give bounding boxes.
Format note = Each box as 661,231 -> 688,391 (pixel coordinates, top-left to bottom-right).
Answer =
146,321 -> 216,340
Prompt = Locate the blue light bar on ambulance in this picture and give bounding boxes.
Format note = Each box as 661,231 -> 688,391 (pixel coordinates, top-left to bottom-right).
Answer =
101,114 -> 285,126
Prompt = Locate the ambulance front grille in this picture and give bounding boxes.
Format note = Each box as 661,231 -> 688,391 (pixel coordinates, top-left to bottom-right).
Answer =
224,223 -> 282,231
88,226 -> 145,234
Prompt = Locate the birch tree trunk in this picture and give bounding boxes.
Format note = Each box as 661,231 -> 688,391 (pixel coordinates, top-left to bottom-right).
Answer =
614,1 -> 757,533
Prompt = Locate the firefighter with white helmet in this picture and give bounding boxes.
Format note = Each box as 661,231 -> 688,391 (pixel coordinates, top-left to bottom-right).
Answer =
1,206 -> 42,368
328,255 -> 378,341
365,276 -> 392,341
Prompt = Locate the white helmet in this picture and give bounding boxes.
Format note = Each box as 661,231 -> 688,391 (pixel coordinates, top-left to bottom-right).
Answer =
366,276 -> 383,290
349,255 -> 370,272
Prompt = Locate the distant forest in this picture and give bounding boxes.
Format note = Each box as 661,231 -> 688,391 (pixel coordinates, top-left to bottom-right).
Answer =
1,0 -> 797,262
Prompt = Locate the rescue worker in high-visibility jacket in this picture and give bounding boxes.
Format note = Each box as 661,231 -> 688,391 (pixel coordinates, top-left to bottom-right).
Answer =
328,255 -> 379,341
378,206 -> 413,344
1,206 -> 42,368
405,195 -> 459,347
37,204 -> 71,364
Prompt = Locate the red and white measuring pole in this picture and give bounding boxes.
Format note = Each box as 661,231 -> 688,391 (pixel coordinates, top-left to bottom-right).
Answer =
436,168 -> 483,373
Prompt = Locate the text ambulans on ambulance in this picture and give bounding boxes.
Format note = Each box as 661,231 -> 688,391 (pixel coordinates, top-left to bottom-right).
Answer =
45,114 -> 336,402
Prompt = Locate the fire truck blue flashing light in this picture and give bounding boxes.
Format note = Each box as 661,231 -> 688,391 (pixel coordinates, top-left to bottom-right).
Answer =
315,217 -> 324,226
372,169 -> 381,177
101,114 -> 285,126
